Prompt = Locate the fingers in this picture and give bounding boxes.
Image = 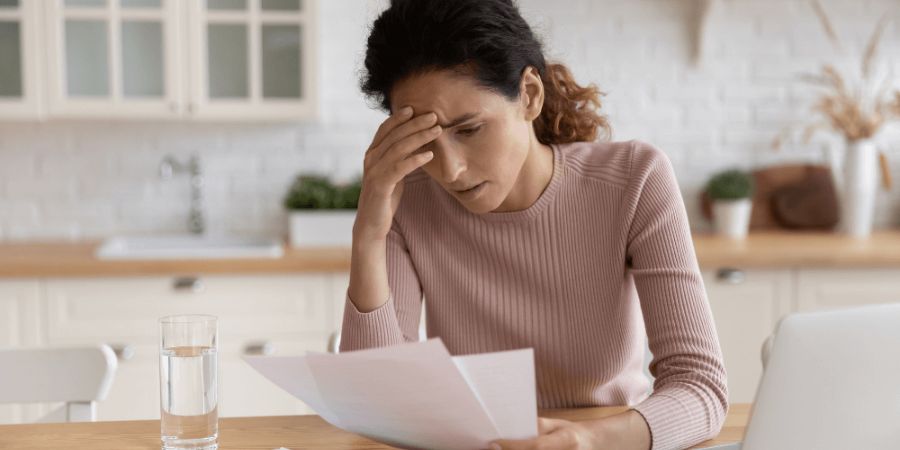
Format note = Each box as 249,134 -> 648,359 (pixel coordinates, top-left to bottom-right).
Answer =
376,111 -> 438,155
387,150 -> 434,185
490,418 -> 571,450
367,112 -> 439,169
379,123 -> 441,184
369,105 -> 413,150
537,418 -> 566,434
490,433 -> 571,450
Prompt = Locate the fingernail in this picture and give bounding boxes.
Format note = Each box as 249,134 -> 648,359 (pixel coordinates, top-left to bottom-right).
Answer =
490,444 -> 502,450
400,106 -> 413,116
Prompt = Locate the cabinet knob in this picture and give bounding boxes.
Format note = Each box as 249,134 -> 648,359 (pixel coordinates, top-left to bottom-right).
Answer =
244,341 -> 275,356
109,344 -> 135,362
716,268 -> 745,284
172,276 -> 204,293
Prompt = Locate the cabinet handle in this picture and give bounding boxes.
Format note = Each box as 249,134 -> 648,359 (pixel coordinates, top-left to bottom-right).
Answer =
716,268 -> 746,284
109,344 -> 135,362
172,276 -> 204,293
244,341 -> 275,356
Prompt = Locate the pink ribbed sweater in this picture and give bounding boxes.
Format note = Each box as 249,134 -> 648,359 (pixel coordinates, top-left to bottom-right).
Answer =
340,140 -> 728,450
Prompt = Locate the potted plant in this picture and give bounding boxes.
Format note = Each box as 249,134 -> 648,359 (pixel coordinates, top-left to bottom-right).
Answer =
773,0 -> 900,238
706,169 -> 755,240
283,175 -> 361,248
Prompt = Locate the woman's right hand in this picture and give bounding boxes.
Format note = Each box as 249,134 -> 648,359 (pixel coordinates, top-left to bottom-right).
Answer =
353,106 -> 442,243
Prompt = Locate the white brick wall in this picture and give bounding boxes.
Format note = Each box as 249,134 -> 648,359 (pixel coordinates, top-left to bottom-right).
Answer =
0,0 -> 898,241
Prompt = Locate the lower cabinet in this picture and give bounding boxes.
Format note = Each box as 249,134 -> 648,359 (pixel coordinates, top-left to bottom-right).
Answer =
0,273 -> 350,424
703,267 -> 900,405
796,268 -> 900,312
0,280 -> 44,423
703,269 -> 793,404
4,267 -> 900,423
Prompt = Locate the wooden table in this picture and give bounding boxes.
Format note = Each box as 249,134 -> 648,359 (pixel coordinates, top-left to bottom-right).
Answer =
0,404 -> 750,449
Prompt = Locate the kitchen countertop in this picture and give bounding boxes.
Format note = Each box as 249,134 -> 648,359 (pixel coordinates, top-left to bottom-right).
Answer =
1,231 -> 900,278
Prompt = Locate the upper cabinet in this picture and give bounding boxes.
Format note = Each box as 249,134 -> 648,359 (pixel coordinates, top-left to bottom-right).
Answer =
0,0 -> 43,119
45,0 -> 183,118
187,0 -> 316,120
0,0 -> 317,121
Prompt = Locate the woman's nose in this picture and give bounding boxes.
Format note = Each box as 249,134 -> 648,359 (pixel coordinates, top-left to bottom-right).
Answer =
432,137 -> 466,184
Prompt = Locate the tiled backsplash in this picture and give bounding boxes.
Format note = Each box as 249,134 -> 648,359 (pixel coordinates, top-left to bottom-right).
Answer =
1,0 -> 898,241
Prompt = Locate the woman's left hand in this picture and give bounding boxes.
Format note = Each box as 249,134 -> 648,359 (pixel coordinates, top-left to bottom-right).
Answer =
489,410 -> 651,450
488,418 -> 600,450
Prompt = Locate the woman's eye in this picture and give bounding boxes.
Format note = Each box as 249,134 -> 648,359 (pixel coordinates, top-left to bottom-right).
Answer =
457,126 -> 481,136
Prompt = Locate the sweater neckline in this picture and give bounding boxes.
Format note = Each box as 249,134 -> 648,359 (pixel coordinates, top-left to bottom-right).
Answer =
475,142 -> 564,223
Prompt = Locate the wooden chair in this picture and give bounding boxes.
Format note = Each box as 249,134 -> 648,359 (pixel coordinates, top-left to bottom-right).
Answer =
0,345 -> 118,422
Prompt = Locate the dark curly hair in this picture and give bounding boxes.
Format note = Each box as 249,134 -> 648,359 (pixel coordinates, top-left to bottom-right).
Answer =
360,0 -> 611,145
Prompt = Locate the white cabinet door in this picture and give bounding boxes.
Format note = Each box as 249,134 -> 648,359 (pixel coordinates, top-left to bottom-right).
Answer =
703,268 -> 793,403
186,0 -> 317,120
0,280 -> 45,424
0,0 -> 43,119
796,268 -> 900,312
44,0 -> 183,118
42,274 -> 338,420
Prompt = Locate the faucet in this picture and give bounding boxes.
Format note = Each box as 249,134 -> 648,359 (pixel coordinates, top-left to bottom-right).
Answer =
159,154 -> 205,235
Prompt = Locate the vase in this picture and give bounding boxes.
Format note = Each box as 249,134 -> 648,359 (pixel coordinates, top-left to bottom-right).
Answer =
839,139 -> 878,238
288,210 -> 357,248
712,198 -> 753,240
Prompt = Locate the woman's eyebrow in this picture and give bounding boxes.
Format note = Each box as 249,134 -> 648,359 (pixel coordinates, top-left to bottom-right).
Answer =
439,112 -> 479,128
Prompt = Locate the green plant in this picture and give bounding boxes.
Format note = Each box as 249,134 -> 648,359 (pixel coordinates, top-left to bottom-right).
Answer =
283,175 -> 362,210
706,169 -> 754,201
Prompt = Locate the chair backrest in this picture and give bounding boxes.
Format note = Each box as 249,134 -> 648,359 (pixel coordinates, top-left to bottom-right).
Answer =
0,345 -> 118,422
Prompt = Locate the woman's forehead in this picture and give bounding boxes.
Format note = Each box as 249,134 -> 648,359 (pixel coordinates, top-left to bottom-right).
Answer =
390,70 -> 497,117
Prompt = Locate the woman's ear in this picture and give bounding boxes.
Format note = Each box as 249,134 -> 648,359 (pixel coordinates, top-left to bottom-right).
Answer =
519,66 -> 544,121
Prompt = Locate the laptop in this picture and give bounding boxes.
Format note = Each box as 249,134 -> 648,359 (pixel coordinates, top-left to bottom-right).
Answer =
706,302 -> 900,450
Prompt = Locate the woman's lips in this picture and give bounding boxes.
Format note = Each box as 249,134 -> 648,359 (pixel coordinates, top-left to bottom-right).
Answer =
454,181 -> 487,200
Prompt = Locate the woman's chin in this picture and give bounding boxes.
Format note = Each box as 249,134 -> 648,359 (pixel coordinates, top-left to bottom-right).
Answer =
459,195 -> 504,215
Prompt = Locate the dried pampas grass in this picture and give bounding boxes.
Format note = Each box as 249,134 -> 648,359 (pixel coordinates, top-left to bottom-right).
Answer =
773,0 -> 900,149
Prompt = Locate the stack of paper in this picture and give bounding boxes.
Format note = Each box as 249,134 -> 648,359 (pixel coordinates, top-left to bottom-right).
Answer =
243,338 -> 538,450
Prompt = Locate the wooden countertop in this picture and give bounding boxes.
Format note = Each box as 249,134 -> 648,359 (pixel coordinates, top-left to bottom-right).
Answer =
0,404 -> 750,449
2,231 -> 900,278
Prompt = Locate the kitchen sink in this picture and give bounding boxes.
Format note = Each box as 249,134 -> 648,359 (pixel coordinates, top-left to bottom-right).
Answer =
95,235 -> 284,260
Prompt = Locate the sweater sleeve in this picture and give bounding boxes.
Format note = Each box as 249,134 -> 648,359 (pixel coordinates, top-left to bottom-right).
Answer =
339,219 -> 424,352
624,142 -> 729,450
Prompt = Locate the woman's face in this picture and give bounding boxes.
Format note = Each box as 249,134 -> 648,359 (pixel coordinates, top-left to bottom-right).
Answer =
389,69 -> 540,214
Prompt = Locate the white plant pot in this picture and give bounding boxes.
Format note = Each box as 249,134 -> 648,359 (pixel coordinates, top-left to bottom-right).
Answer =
712,199 -> 753,240
839,139 -> 878,239
288,210 -> 356,248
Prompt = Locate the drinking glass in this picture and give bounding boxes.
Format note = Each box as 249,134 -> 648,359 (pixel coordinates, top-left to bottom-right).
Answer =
159,314 -> 219,450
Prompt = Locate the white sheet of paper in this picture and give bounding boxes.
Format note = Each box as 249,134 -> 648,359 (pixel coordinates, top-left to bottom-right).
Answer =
451,348 -> 537,440
243,338 -> 537,450
242,354 -> 342,427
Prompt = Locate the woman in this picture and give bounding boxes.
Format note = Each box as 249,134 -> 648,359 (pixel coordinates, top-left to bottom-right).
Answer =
340,0 -> 728,449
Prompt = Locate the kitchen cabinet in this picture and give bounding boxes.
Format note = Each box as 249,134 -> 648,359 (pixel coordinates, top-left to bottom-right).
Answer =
796,268 -> 900,312
0,280 -> 45,423
703,269 -> 793,403
4,0 -> 317,121
44,0 -> 183,118
0,0 -> 44,119
186,0 -> 317,120
705,266 -> 900,405
0,273 -> 348,424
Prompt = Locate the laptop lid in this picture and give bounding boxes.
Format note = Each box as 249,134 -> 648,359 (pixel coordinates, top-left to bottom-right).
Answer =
741,303 -> 900,450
